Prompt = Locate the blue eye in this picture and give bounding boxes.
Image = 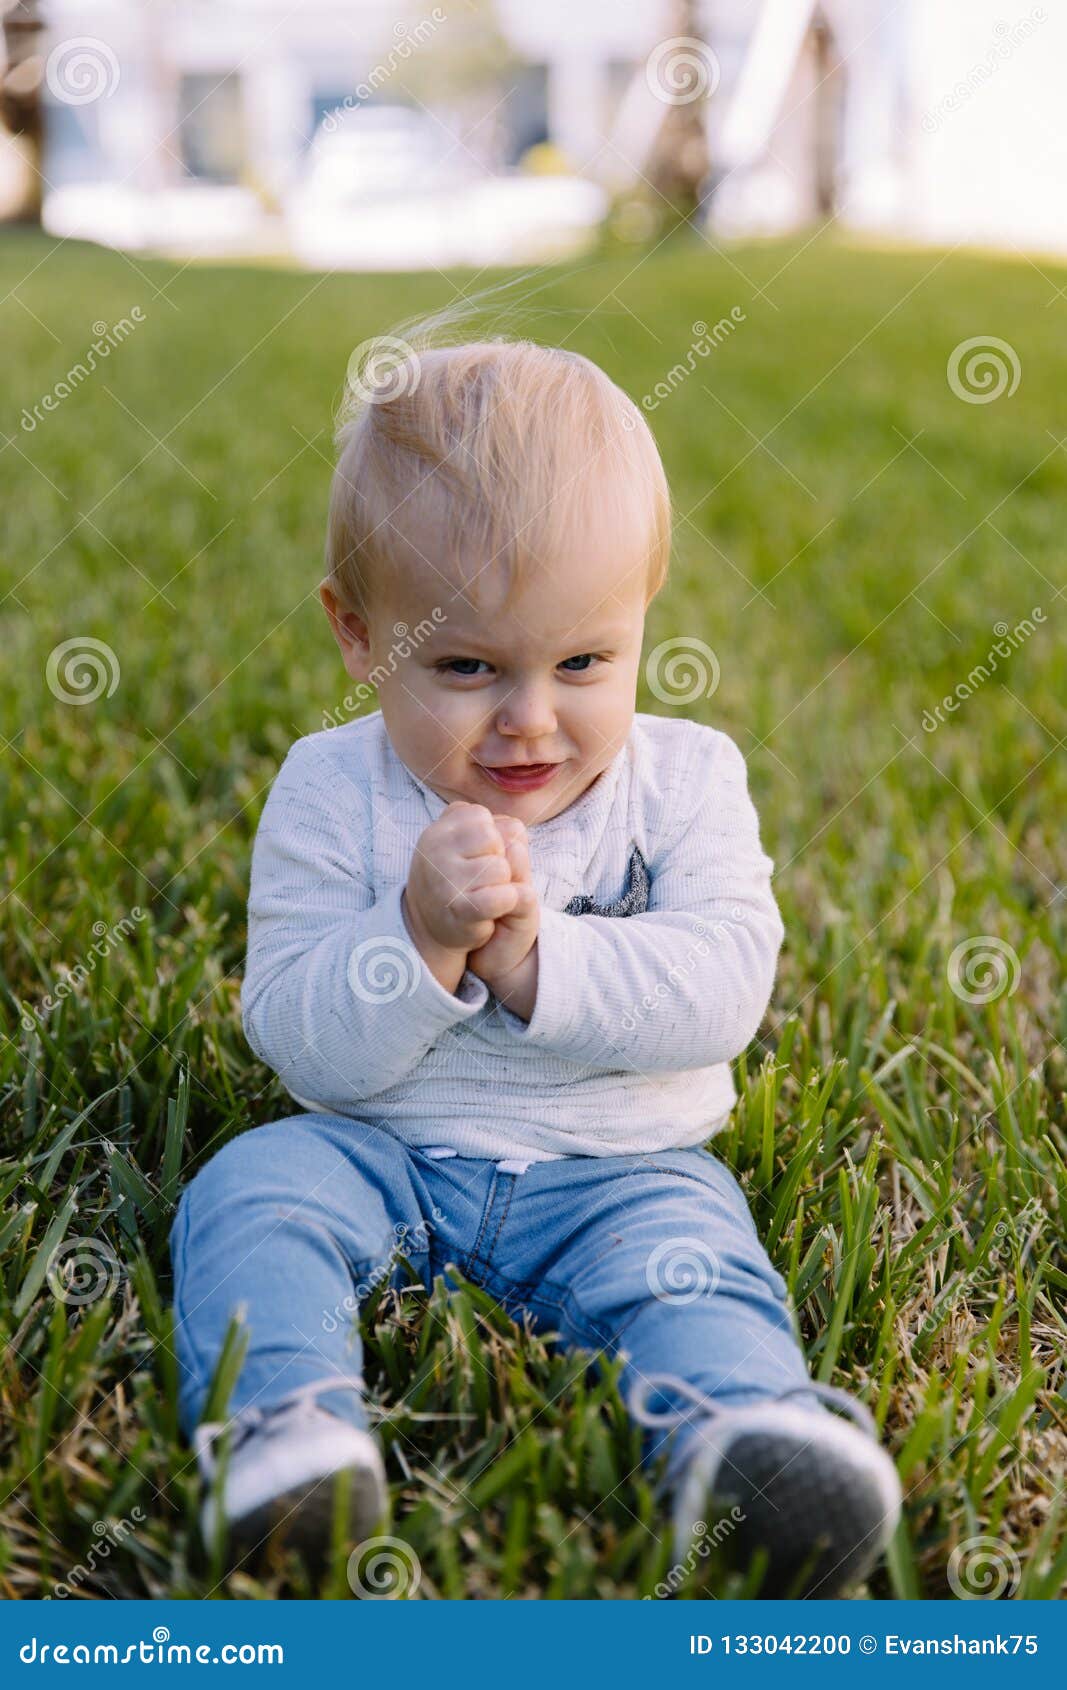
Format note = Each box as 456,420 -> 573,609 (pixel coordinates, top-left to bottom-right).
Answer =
440,658 -> 490,677
559,654 -> 598,672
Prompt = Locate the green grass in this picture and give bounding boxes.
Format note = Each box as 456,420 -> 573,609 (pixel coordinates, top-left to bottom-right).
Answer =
1,228 -> 1065,1600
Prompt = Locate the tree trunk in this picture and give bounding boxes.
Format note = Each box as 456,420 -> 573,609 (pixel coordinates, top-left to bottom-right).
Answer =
645,0 -> 712,221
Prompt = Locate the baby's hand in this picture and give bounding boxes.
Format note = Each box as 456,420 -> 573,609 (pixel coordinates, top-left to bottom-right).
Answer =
466,815 -> 540,991
403,803 -> 519,991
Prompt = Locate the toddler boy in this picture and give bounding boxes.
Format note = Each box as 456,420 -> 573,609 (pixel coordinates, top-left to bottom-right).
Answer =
170,338 -> 901,1596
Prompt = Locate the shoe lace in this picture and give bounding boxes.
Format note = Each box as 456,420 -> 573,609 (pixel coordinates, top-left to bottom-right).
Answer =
627,1372 -> 877,1439
193,1374 -> 367,1483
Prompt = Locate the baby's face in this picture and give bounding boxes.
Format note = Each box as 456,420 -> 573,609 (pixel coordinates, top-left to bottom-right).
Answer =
323,545 -> 649,825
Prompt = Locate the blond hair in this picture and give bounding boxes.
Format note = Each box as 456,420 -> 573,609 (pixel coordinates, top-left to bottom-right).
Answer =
324,335 -> 672,618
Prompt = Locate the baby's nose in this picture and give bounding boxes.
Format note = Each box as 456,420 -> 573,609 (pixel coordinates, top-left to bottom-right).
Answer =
497,684 -> 557,738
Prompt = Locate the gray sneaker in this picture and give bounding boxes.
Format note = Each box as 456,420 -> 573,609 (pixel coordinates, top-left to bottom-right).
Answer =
630,1373 -> 902,1598
194,1375 -> 387,1565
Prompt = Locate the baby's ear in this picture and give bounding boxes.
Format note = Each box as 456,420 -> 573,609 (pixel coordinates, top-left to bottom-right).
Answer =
319,581 -> 372,678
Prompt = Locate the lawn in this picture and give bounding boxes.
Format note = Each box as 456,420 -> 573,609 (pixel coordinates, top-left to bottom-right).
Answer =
0,227 -> 1064,1600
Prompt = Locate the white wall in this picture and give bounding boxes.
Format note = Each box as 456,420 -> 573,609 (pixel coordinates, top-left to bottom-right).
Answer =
905,0 -> 1065,253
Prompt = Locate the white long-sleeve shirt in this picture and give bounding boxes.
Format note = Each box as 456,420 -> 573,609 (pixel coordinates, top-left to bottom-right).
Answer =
240,710 -> 785,1165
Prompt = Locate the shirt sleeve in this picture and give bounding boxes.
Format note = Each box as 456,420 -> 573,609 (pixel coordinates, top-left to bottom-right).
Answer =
496,729 -> 784,1073
240,739 -> 489,1107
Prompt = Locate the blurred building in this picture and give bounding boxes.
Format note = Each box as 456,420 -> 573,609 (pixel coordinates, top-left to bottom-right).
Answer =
507,0 -> 1063,257
4,0 -> 1066,263
698,0 -> 1061,255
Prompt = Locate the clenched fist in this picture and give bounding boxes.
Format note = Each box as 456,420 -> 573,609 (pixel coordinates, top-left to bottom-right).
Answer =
401,803 -> 540,1014
466,813 -> 539,988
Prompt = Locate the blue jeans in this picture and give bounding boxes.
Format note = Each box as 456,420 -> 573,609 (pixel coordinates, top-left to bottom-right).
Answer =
169,1114 -> 814,1482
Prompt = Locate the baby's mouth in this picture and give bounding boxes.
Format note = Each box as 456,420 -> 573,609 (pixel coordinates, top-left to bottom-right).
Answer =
476,760 -> 564,792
